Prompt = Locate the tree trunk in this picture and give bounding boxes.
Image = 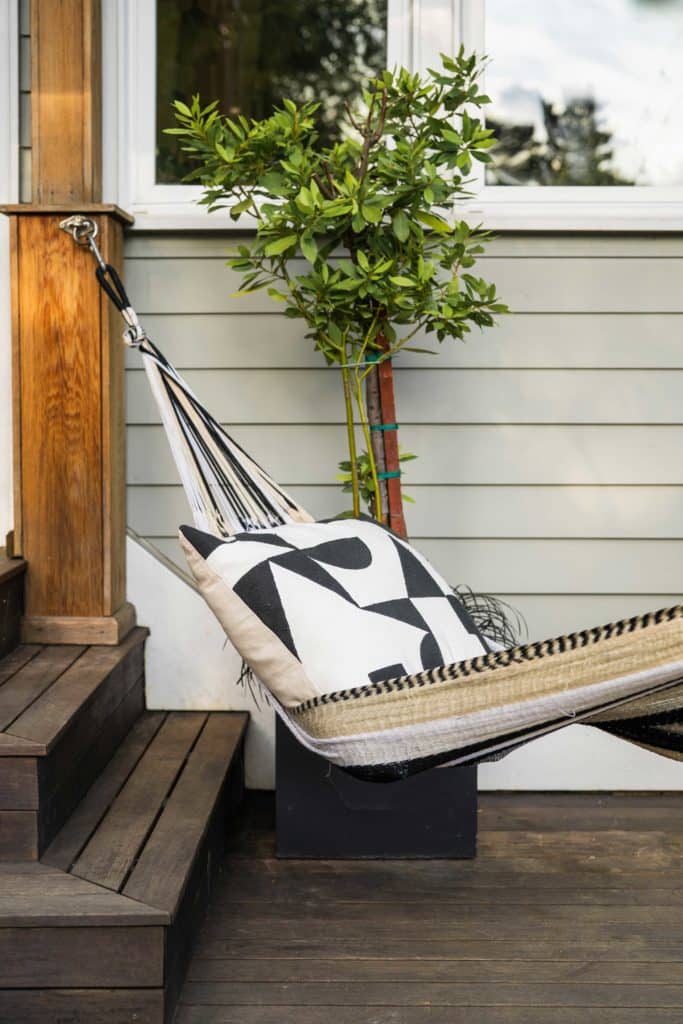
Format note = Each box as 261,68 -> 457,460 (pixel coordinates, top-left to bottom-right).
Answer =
367,334 -> 407,539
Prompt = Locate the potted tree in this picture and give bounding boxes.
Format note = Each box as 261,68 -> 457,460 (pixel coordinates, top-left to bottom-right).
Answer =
168,49 -> 506,534
168,50 -> 509,858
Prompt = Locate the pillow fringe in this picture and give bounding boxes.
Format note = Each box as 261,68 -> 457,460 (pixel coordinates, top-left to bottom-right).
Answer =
453,585 -> 526,649
237,659 -> 271,708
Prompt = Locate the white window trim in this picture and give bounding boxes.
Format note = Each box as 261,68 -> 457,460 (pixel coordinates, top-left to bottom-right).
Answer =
105,0 -> 683,231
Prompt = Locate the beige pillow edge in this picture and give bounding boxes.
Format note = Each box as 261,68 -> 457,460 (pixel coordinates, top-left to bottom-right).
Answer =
179,531 -> 318,707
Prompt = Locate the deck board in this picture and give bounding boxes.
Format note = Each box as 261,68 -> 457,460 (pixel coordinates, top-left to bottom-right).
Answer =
71,712 -> 207,892
124,712 -> 248,915
179,792 -> 683,1024
0,645 -> 41,686
0,646 -> 85,731
5,629 -> 145,749
42,711 -> 167,871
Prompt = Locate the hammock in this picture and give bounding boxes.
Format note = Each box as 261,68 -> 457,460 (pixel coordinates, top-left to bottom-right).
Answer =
64,217 -> 683,780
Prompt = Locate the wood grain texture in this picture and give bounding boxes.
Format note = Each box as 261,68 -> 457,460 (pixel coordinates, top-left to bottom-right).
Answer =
174,1010 -> 683,1024
0,645 -> 85,731
0,862 -> 166,926
0,643 -> 40,686
72,712 -> 207,892
43,711 -> 167,871
6,628 -> 146,750
0,810 -> 37,859
21,602 -> 137,645
0,757 -> 38,810
100,213 -> 126,614
31,0 -> 102,202
0,925 -> 164,987
10,210 -> 129,626
16,214 -> 103,613
39,674 -> 145,853
124,713 -> 248,914
0,988 -> 164,1024
179,792 -> 683,1024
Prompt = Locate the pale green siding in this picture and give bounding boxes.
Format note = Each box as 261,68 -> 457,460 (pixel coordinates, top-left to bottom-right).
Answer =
124,233 -> 683,640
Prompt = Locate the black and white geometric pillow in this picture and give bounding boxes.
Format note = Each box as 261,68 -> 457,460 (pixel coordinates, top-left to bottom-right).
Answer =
180,517 -> 487,708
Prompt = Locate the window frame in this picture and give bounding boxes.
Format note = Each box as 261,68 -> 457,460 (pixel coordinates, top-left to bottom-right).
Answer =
106,0 -> 683,230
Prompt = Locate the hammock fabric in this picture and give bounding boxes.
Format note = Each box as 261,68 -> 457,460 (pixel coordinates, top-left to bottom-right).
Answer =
91,248 -> 683,779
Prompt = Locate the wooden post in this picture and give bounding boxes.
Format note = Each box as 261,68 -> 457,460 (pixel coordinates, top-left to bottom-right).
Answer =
3,205 -> 134,645
31,0 -> 102,203
1,0 -> 134,644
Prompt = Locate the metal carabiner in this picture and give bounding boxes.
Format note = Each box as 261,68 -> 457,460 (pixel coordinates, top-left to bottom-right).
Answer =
59,215 -> 107,271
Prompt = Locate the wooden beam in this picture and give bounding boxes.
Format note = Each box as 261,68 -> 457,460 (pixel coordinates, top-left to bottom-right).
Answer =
31,0 -> 102,203
4,208 -> 134,643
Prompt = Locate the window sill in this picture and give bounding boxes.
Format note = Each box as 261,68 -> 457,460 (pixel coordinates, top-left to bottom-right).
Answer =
123,199 -> 683,233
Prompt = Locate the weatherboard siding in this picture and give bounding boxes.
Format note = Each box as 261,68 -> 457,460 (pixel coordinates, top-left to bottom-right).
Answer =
124,232 -> 683,642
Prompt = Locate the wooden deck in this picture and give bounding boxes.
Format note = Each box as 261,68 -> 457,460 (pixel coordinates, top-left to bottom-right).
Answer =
178,791 -> 683,1024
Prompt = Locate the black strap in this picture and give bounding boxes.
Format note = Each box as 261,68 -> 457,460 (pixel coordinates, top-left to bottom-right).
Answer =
96,263 -> 132,313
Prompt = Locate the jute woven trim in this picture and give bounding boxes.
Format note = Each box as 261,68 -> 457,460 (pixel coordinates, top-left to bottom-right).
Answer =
291,605 -> 683,741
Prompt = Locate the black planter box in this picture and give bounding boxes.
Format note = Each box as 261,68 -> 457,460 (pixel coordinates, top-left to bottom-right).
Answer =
275,717 -> 477,859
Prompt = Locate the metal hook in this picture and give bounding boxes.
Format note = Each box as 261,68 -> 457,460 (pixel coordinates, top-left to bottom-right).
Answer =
59,214 -> 107,271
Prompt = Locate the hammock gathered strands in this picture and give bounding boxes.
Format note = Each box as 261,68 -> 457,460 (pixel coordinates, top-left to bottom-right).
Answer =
136,335 -> 313,535
75,223 -> 683,780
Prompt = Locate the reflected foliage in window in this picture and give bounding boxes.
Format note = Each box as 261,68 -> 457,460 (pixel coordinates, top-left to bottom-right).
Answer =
157,0 -> 387,184
486,0 -> 683,187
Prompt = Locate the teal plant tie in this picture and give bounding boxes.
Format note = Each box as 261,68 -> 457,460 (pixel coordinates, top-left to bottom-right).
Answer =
377,470 -> 401,480
370,422 -> 398,432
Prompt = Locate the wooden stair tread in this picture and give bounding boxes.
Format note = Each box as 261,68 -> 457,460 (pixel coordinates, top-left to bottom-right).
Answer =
72,711 -> 208,892
0,732 -> 45,757
0,646 -> 85,733
43,711 -> 167,871
0,862 -> 166,927
125,712 -> 248,916
0,645 -> 41,687
5,628 -> 147,751
0,555 -> 26,586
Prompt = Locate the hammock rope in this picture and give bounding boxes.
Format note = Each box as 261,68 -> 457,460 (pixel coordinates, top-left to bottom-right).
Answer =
59,216 -> 312,537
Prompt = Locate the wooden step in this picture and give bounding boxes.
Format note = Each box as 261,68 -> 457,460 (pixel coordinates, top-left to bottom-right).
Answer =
0,555 -> 26,660
1,709 -> 249,1023
0,629 -> 147,858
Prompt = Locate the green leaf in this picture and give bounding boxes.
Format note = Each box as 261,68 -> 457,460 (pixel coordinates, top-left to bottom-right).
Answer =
357,251 -> 370,272
228,198 -> 251,221
300,234 -> 318,264
362,204 -> 382,224
416,211 -> 452,235
264,234 -> 298,256
259,172 -> 289,197
390,276 -> 416,288
267,288 -> 287,302
392,210 -> 410,243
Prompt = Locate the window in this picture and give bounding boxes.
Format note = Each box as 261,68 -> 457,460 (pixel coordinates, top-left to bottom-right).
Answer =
156,1 -> 388,184
462,0 -> 683,227
485,0 -> 683,188
109,0 -> 683,228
